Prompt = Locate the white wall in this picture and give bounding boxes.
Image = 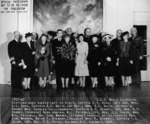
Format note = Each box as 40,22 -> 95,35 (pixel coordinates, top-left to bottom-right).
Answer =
103,0 -> 150,81
0,0 -> 33,84
103,0 -> 150,34
103,0 -> 133,34
0,0 -> 150,83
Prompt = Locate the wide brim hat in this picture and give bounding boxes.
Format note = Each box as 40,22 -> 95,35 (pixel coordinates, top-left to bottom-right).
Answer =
25,32 -> 33,38
102,34 -> 112,40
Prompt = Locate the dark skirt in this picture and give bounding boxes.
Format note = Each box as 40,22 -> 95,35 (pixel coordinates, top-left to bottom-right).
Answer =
102,62 -> 116,76
37,58 -> 49,78
23,65 -> 35,78
119,58 -> 135,76
89,62 -> 103,77
60,60 -> 75,77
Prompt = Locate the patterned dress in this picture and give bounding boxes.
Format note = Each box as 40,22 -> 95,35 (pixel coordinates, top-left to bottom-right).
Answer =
59,41 -> 76,77
36,42 -> 50,78
75,41 -> 89,76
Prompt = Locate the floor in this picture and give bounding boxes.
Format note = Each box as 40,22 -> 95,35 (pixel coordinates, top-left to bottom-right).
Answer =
0,83 -> 150,124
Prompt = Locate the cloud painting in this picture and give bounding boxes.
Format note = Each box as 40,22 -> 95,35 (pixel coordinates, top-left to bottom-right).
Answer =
33,0 -> 103,33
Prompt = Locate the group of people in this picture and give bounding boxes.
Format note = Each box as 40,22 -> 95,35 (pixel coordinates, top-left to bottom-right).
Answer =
8,27 -> 144,90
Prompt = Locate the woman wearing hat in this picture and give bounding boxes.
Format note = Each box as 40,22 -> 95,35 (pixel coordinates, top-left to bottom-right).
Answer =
88,34 -> 103,88
59,34 -> 76,88
118,31 -> 134,86
101,34 -> 116,87
36,34 -> 50,88
75,34 -> 89,88
21,32 -> 36,90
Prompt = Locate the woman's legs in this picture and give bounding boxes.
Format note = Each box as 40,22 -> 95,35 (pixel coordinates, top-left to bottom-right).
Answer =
108,77 -> 111,86
65,77 -> 69,88
77,76 -> 86,88
79,77 -> 82,87
27,78 -> 31,89
43,77 -> 47,88
121,76 -> 125,86
82,77 -> 86,88
91,77 -> 98,88
61,77 -> 65,88
95,77 -> 98,87
124,76 -> 129,87
91,77 -> 94,88
105,76 -> 108,86
126,76 -> 132,86
22,77 -> 31,90
71,77 -> 75,85
76,77 -> 80,85
104,76 -> 114,87
39,77 -> 43,88
110,76 -> 114,87
128,76 -> 132,85
22,78 -> 27,89
48,75 -> 51,84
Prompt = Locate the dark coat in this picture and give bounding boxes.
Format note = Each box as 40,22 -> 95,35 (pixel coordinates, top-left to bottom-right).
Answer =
88,43 -> 103,76
84,35 -> 92,48
111,38 -> 121,58
52,38 -> 64,76
59,41 -> 76,77
21,41 -> 36,77
8,40 -> 23,88
101,42 -> 117,76
52,38 -> 64,62
119,40 -> 134,75
130,36 -> 144,72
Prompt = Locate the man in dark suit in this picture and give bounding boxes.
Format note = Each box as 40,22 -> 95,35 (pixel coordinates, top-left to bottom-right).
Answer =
130,27 -> 144,85
84,27 -> 92,47
52,29 -> 64,89
8,31 -> 23,89
83,28 -> 92,88
111,29 -> 123,87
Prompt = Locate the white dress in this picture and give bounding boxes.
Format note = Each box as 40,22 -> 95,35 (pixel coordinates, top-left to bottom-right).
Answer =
75,41 -> 89,76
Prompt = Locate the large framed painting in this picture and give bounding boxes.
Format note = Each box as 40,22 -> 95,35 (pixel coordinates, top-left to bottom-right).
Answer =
33,0 -> 103,33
